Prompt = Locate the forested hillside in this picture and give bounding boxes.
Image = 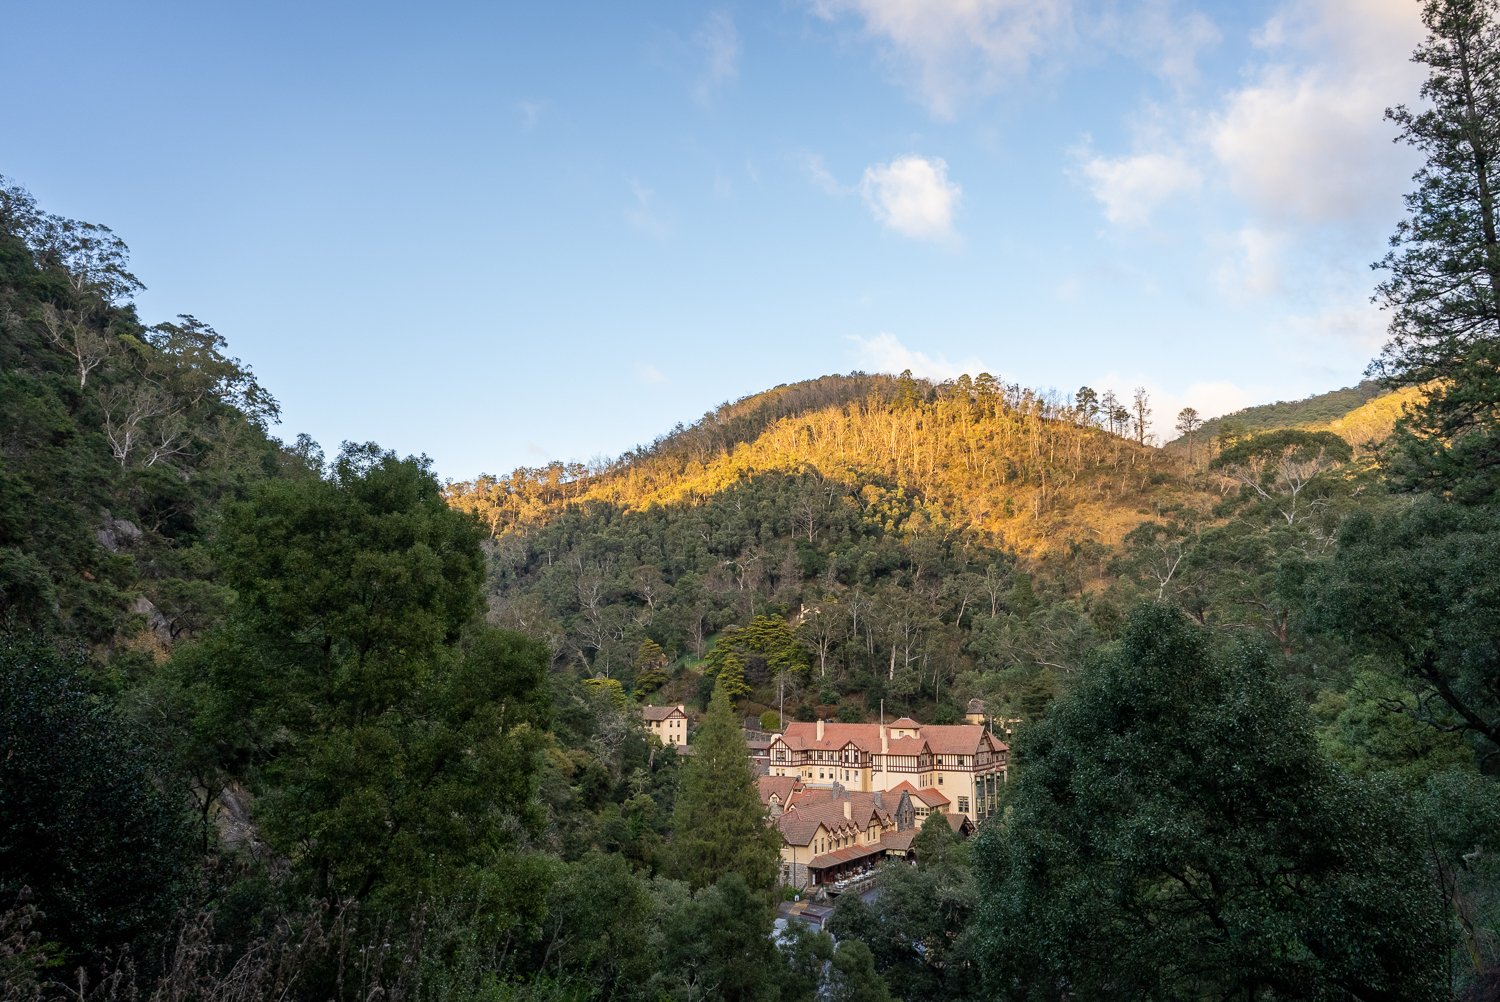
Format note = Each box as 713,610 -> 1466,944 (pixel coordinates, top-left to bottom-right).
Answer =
1171,379 -> 1423,453
0,177 -> 780,1000
446,370 -> 1396,732
0,178 -> 289,655
450,371 -> 1192,551
445,372 -> 1235,725
8,3 -> 1500,989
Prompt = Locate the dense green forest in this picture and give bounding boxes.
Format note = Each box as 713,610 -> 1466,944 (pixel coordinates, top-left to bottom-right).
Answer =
8,3 -> 1500,998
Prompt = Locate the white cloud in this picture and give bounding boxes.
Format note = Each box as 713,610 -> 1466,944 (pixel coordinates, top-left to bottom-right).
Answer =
1070,0 -> 1423,334
624,181 -> 671,237
1076,0 -> 1421,236
1209,0 -> 1424,229
849,332 -> 987,382
1214,226 -> 1283,299
1098,0 -> 1221,87
859,155 -> 962,241
634,362 -> 668,384
1278,300 -> 1389,351
1089,373 -> 1259,443
1077,148 -> 1201,226
1171,380 -> 1259,426
1211,71 -> 1402,227
693,10 -> 740,106
810,0 -> 1071,118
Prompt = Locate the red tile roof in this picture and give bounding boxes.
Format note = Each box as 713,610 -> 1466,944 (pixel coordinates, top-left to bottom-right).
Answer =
880,831 -> 917,852
786,788 -> 893,826
776,791 -> 893,846
757,775 -> 803,806
777,807 -> 856,846
944,813 -> 975,835
774,720 -> 1006,757
886,781 -> 949,808
775,722 -> 883,751
808,842 -> 885,870
921,724 -> 1004,755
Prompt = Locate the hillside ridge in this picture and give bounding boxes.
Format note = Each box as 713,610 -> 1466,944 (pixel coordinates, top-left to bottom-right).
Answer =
450,371 -> 1191,556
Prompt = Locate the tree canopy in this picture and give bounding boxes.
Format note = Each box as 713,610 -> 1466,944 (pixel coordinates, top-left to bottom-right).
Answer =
671,680 -> 780,894
0,640 -> 190,967
973,604 -> 1450,1000
1374,0 -> 1500,498
182,443 -> 551,922
1314,498 -> 1500,762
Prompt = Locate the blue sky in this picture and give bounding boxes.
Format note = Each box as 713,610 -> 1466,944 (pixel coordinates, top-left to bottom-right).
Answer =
3,0 -> 1426,480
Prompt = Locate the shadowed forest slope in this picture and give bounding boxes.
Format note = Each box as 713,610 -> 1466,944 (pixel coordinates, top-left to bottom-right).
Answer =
447,375 -> 1246,722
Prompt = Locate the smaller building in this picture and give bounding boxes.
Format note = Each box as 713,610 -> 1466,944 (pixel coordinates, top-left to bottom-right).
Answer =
776,785 -> 901,889
885,780 -> 950,824
944,813 -> 977,838
642,704 -> 689,746
745,730 -> 773,773
766,779 -> 978,889
758,775 -> 805,816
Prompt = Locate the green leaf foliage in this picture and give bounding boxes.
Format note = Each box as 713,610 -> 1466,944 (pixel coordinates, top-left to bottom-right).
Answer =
1313,497 -> 1500,759
972,604 -> 1450,1000
184,443 -> 550,921
0,175 -> 283,647
0,639 -> 191,967
1312,668 -> 1477,786
828,831 -> 980,1001
1175,382 -> 1386,448
671,681 -> 780,894
1373,0 -> 1500,499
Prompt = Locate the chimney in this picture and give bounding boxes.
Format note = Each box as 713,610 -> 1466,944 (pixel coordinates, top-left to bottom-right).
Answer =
677,704 -> 685,713
873,791 -> 885,810
843,800 -> 852,821
880,725 -> 888,753
816,718 -> 825,740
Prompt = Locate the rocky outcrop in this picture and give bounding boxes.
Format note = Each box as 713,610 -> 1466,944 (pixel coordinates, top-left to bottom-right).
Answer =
97,513 -> 142,553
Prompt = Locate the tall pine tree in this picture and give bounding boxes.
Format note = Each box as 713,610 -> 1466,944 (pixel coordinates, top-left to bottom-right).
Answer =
1375,0 -> 1500,498
671,681 -> 779,893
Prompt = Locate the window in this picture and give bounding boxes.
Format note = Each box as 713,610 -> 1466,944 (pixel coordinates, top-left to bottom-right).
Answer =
937,775 -> 943,784
958,796 -> 970,815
